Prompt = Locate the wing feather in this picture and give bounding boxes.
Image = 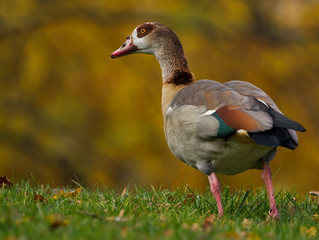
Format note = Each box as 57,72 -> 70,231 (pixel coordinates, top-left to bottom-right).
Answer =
170,79 -> 305,149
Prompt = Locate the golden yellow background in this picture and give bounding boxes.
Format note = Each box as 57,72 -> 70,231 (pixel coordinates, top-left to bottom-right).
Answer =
0,0 -> 318,192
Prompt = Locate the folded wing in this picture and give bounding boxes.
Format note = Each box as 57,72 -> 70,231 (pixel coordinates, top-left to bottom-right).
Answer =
170,80 -> 305,150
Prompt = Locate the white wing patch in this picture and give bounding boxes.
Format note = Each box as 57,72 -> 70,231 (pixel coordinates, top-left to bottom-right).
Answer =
256,98 -> 269,107
167,106 -> 173,115
200,109 -> 217,117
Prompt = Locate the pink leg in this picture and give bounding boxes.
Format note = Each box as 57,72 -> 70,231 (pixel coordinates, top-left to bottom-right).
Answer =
208,172 -> 224,217
261,162 -> 280,220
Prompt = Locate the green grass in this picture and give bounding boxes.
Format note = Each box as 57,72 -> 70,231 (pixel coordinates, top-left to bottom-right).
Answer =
0,181 -> 318,240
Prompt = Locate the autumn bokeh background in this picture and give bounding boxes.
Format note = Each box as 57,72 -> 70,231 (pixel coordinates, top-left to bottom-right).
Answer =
0,0 -> 318,192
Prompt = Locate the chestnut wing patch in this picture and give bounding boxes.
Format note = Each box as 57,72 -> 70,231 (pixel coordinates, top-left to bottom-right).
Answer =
212,104 -> 306,149
207,104 -> 269,138
215,105 -> 268,132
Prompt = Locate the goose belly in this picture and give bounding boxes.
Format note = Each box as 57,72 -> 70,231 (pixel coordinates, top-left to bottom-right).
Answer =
164,105 -> 274,175
211,138 -> 274,175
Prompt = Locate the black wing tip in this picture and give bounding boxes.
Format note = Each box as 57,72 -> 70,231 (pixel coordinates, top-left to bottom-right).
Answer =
290,120 -> 306,132
288,122 -> 305,132
299,125 -> 306,132
286,139 -> 298,150
249,128 -> 298,150
268,107 -> 306,132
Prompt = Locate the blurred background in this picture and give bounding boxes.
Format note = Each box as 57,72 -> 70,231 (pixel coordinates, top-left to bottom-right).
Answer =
0,0 -> 318,192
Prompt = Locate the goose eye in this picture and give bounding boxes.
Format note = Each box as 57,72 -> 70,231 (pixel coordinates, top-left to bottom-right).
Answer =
136,24 -> 154,38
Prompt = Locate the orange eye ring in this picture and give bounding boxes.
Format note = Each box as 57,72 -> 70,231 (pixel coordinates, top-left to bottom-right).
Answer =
140,28 -> 146,34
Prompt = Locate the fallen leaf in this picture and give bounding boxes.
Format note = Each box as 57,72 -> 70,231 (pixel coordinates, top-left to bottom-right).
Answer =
0,176 -> 12,188
51,188 -> 82,199
167,195 -> 175,202
121,227 -> 128,237
106,209 -> 130,222
156,202 -> 171,210
47,214 -> 69,229
242,218 -> 253,229
246,232 -> 261,240
223,231 -> 240,239
4,236 -> 18,240
182,223 -> 189,229
183,194 -> 195,205
64,188 -> 82,197
120,187 -> 127,196
311,214 -> 319,222
160,214 -> 167,222
15,217 -> 30,225
202,214 -> 216,230
114,209 -> 125,221
34,192 -> 47,202
300,226 -> 317,238
287,204 -> 297,216
163,229 -> 173,237
190,223 -> 200,231
174,202 -> 182,208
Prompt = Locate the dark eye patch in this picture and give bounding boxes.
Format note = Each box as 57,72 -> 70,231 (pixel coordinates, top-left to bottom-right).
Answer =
136,23 -> 155,38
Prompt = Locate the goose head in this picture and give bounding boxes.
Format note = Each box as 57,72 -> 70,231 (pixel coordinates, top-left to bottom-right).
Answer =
111,22 -> 183,59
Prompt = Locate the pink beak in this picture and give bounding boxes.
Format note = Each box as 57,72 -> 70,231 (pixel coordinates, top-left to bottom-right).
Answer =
111,36 -> 138,58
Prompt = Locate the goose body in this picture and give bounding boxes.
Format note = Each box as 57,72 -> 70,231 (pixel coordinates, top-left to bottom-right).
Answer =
111,22 -> 305,219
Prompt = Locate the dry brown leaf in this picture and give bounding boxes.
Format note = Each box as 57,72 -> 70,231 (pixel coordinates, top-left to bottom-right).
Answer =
47,214 -> 69,229
287,204 -> 297,216
202,214 -> 216,230
34,192 -> 47,202
300,226 -> 317,238
51,190 -> 64,200
163,229 -> 173,237
246,232 -> 261,240
51,188 -> 82,199
4,236 -> 18,240
64,188 -> 82,197
175,202 -> 182,208
242,218 -> 253,229
223,231 -> 241,239
0,176 -> 12,188
106,209 -> 130,222
118,209 -> 124,218
156,202 -> 171,209
167,195 -> 175,202
311,214 -> 319,222
206,214 -> 216,224
183,194 -> 195,205
160,214 -> 167,222
120,187 -> 127,196
190,223 -> 200,231
223,231 -> 260,240
121,227 -> 128,237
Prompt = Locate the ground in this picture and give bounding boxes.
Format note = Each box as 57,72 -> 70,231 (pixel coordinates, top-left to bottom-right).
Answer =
0,180 -> 318,240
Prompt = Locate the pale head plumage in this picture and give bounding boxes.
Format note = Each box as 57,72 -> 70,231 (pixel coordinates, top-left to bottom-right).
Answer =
111,22 -> 183,59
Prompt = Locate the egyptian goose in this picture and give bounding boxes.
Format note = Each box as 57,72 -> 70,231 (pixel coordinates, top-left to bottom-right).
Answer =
111,22 -> 305,219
